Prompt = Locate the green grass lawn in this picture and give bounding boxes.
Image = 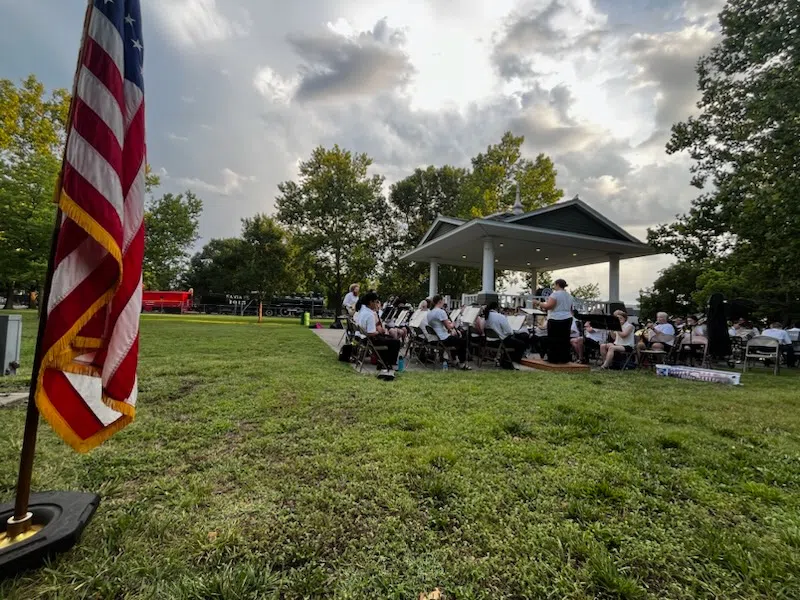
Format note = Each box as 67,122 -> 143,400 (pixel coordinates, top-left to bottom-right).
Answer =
1,310 -> 799,599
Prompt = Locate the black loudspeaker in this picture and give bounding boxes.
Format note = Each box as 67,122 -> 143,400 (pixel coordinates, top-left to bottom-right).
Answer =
608,302 -> 626,314
476,292 -> 499,305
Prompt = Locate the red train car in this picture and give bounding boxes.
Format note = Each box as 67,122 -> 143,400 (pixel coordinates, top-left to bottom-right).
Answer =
141,289 -> 193,314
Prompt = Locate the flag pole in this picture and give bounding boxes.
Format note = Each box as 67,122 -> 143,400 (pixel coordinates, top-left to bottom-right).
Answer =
4,0 -> 93,541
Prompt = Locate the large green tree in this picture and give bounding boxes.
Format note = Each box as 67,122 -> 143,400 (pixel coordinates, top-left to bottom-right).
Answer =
462,131 -> 563,218
0,75 -> 70,307
183,237 -> 246,298
0,152 -> 61,308
380,165 -> 480,301
238,214 -> 290,305
276,145 -> 387,308
649,0 -> 800,321
143,191 -> 203,290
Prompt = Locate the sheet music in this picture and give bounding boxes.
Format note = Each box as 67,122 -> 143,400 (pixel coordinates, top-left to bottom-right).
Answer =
507,315 -> 526,332
449,308 -> 462,323
409,310 -> 428,328
460,306 -> 481,326
395,310 -> 409,326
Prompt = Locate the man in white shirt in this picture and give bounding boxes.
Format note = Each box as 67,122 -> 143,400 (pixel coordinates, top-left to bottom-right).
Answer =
484,302 -> 526,368
342,283 -> 360,315
761,323 -> 796,367
426,295 -> 470,369
639,311 -> 675,352
356,292 -> 401,379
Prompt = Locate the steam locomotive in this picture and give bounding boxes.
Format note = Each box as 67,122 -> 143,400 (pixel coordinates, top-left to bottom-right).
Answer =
197,292 -> 328,317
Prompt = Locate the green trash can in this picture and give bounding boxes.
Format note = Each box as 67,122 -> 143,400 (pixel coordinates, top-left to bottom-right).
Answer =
303,312 -> 310,327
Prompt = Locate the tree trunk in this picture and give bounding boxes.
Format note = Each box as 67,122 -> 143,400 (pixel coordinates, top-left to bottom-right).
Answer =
4,284 -> 14,310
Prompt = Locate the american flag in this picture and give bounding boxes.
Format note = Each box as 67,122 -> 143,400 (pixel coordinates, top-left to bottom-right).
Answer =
35,0 -> 146,452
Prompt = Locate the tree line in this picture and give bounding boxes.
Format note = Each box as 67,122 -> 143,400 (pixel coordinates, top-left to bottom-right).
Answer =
640,0 -> 800,322
1,78 -> 577,309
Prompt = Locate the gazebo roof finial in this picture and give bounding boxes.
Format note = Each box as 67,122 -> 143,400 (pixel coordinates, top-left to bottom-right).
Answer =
513,179 -> 523,215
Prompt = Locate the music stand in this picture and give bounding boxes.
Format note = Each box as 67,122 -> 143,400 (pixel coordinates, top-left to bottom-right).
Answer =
578,314 -> 622,332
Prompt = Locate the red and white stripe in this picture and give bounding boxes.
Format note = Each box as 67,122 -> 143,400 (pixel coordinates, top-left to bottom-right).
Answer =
36,1 -> 145,452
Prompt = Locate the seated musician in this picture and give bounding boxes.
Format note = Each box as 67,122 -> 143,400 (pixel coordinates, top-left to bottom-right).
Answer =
343,283 -> 360,316
356,292 -> 401,380
583,310 -> 608,362
599,310 -> 635,369
570,311 -> 584,363
511,308 -> 534,356
376,300 -> 407,342
426,295 -> 471,370
637,311 -> 675,353
484,302 -> 526,369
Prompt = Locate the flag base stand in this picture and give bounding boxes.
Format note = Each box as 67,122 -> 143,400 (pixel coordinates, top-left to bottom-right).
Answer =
0,491 -> 99,579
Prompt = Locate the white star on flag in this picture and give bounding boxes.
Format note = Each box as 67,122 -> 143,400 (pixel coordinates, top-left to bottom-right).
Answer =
125,14 -> 135,26
132,38 -> 143,51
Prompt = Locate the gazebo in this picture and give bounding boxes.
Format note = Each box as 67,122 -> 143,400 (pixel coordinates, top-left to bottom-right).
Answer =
401,196 -> 659,303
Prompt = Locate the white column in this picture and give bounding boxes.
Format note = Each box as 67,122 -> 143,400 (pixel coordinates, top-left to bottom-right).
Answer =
608,254 -> 620,302
429,261 -> 439,298
482,238 -> 495,292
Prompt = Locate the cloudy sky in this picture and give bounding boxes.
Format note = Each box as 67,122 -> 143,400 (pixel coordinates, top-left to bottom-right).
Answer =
1,0 -> 725,302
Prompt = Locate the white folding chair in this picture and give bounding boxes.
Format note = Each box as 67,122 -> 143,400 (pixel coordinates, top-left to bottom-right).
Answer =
743,336 -> 781,375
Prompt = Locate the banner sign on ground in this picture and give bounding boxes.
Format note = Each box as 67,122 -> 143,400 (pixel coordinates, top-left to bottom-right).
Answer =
655,364 -> 741,385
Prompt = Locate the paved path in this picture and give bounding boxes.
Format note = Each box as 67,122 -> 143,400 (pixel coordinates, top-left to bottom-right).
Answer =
0,392 -> 27,407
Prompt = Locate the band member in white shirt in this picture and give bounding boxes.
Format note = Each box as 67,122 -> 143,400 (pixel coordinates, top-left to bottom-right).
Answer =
484,302 -> 526,368
569,313 -> 584,363
599,310 -> 635,369
638,311 -> 675,352
356,292 -> 401,379
342,283 -> 360,315
426,295 -> 471,369
761,322 -> 796,367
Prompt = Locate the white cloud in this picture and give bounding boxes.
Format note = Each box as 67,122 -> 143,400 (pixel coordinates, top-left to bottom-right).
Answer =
9,0 -> 726,300
148,0 -> 251,48
174,168 -> 256,196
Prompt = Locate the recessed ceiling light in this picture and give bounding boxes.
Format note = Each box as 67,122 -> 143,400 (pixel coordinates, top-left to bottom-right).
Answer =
572,253 -> 577,256
526,262 -> 531,266
545,257 -> 549,261
461,255 -> 467,259
499,243 -> 504,247
495,259 -> 499,263
536,248 -> 541,252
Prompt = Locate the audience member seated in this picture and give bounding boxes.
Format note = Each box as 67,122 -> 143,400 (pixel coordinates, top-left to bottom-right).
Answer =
426,295 -> 471,370
638,312 -> 675,353
343,283 -> 360,316
599,310 -> 635,370
356,292 -> 401,379
761,322 -> 796,367
484,302 -> 526,369
570,313 -> 584,363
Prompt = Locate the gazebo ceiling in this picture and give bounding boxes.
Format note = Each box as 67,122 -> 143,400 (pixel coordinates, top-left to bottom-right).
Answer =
401,199 -> 658,271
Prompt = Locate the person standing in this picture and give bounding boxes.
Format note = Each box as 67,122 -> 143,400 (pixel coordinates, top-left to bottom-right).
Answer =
533,279 -> 573,364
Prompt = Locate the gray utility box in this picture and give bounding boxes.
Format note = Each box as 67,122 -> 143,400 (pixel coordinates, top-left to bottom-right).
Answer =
0,314 -> 22,376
